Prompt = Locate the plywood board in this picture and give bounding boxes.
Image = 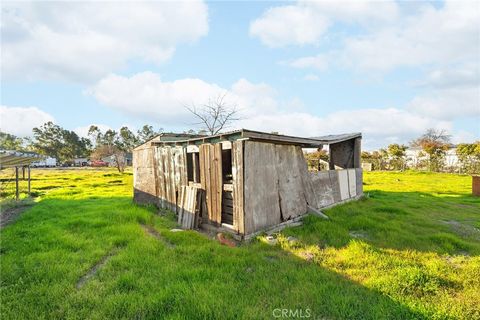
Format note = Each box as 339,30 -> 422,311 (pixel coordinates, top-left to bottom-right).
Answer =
133,147 -> 157,204
338,169 -> 349,200
355,168 -> 363,196
177,186 -> 202,229
274,145 -> 307,220
348,169 -> 357,197
244,141 -> 281,234
308,171 -> 335,208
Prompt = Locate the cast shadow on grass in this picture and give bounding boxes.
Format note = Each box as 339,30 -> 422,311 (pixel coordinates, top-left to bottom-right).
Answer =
0,195 -> 428,320
284,190 -> 480,256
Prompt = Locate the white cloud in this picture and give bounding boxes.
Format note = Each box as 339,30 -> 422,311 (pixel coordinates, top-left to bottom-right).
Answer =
250,0 -> 399,47
303,74 -> 320,81
407,86 -> 480,120
340,1 -> 479,72
451,130 -> 478,145
250,4 -> 330,47
0,105 -> 55,137
231,78 -> 279,114
89,72 -> 465,149
1,1 -> 208,82
237,108 -> 453,150
88,72 -> 226,122
88,72 -> 288,125
252,0 -> 480,124
255,1 -> 479,76
288,55 -> 328,71
414,65 -> 479,89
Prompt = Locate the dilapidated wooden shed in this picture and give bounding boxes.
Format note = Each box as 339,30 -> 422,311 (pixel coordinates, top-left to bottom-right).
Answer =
133,129 -> 362,239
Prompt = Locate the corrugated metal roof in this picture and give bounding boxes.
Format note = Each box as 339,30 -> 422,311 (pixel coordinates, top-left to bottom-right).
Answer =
0,150 -> 43,169
309,132 -> 362,144
149,129 -> 362,147
134,132 -> 206,150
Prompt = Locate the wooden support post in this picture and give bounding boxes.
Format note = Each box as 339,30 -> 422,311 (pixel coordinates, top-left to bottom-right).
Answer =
328,145 -> 335,170
28,166 -> 31,196
354,138 -> 361,169
22,166 -> 26,180
15,166 -> 19,201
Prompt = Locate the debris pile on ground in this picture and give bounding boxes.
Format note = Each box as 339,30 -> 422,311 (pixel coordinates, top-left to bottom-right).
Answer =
216,233 -> 237,247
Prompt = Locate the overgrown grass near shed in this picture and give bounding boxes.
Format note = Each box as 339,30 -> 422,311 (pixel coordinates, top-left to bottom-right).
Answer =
0,169 -> 479,319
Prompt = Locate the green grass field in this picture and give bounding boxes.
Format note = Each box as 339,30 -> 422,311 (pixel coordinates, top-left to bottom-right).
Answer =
0,169 -> 479,319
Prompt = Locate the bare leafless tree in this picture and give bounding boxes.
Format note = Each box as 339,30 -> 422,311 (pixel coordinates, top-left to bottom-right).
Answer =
185,93 -> 240,135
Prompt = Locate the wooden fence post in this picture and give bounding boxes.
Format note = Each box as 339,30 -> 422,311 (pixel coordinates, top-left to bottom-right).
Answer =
15,166 -> 19,201
28,166 -> 31,196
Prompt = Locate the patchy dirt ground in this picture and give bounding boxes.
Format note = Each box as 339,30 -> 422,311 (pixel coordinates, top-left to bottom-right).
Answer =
0,203 -> 34,229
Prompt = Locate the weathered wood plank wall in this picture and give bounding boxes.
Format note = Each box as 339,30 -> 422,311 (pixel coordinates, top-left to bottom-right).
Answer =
133,146 -> 157,204
308,168 -> 363,207
243,140 -> 363,235
136,138 -> 363,237
152,146 -> 187,212
199,144 -> 222,225
177,186 -> 203,229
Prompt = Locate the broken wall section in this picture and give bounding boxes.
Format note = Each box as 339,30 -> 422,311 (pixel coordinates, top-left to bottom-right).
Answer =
133,145 -> 157,205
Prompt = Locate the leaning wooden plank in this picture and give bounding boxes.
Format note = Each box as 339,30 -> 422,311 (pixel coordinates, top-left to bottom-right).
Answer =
192,187 -> 200,229
173,147 -> 182,195
199,144 -> 207,190
307,205 -> 329,219
157,148 -> 167,209
194,189 -> 202,228
182,186 -> 191,228
152,147 -> 160,205
204,145 -> 213,222
169,147 -> 177,212
201,189 -> 208,225
212,144 -> 220,224
187,186 -> 195,229
163,147 -> 172,210
177,186 -> 185,225
181,147 -> 188,187
232,140 -> 245,234
189,186 -> 198,229
180,186 -> 188,228
214,143 -> 223,225
297,149 -> 319,209
209,144 -> 219,224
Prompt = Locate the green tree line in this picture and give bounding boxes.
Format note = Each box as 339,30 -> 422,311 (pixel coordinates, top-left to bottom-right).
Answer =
361,129 -> 480,174
0,122 -> 163,172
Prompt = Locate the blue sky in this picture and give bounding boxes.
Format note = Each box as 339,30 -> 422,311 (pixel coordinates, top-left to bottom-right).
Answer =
1,0 -> 479,149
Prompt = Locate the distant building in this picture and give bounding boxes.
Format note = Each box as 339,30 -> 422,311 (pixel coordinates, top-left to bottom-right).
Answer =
73,157 -> 89,166
31,157 -> 57,168
406,146 -> 459,170
102,153 -> 133,167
